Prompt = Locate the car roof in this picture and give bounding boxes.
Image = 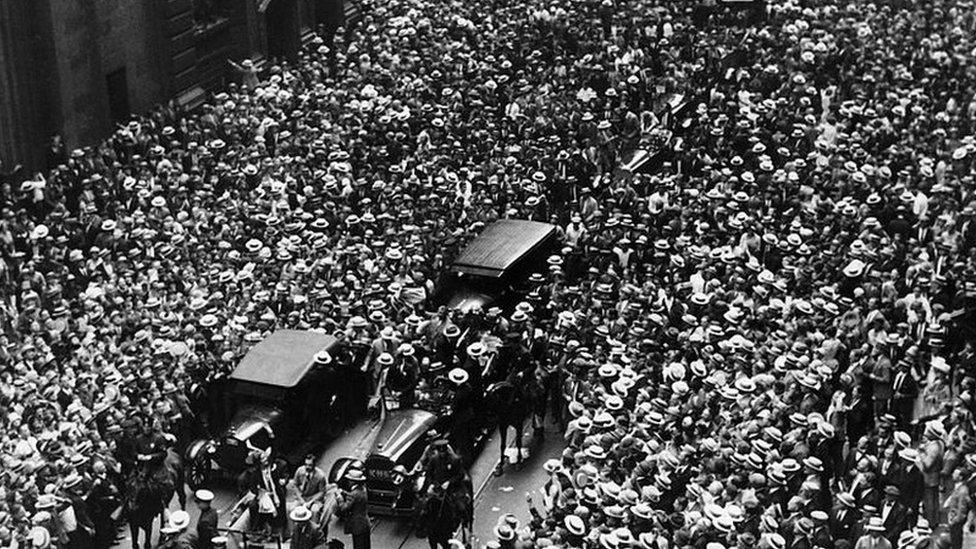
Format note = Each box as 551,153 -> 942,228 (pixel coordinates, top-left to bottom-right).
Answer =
370,409 -> 438,463
452,219 -> 556,278
230,330 -> 338,388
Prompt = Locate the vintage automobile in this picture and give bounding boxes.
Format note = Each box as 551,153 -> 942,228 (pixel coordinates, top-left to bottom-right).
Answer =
185,329 -> 368,488
615,93 -> 697,179
328,408 -> 444,516
431,219 -> 559,312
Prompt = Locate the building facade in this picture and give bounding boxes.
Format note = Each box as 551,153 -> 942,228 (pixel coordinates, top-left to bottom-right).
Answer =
0,0 -> 344,172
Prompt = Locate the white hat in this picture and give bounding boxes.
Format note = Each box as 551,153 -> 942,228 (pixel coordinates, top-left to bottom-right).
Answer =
195,489 -> 214,502
29,526 -> 50,549
865,517 -> 885,532
843,259 -> 866,278
467,342 -> 485,357
32,225 -> 50,239
290,506 -> 313,522
161,510 -> 191,533
448,368 -> 469,385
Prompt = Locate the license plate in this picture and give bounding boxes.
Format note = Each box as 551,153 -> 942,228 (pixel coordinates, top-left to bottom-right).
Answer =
386,399 -> 400,410
370,469 -> 394,481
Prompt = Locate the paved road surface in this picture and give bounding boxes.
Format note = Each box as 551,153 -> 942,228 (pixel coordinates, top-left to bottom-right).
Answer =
469,425 -> 564,549
113,417 -> 566,549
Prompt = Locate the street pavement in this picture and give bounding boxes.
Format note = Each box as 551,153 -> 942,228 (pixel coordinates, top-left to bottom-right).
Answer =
113,416 -> 566,549
469,425 -> 564,549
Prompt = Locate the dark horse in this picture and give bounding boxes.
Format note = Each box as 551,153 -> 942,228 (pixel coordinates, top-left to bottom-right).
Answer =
415,475 -> 474,549
125,450 -> 184,549
483,362 -> 547,475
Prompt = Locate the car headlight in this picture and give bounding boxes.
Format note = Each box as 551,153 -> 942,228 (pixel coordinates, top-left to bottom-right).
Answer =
392,465 -> 408,485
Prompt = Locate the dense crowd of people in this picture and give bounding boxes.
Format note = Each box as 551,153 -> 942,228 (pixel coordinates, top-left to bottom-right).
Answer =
3,0 -> 976,544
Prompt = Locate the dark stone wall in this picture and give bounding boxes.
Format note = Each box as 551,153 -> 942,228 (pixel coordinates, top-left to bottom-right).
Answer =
0,0 -> 59,170
0,0 -> 343,172
47,0 -> 170,147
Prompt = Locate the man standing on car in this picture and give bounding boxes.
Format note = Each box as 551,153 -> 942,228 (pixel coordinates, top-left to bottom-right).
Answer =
337,469 -> 370,549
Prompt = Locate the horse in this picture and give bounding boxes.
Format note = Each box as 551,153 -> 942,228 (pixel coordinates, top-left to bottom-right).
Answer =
415,475 -> 473,549
124,451 -> 184,549
124,471 -> 170,549
484,366 -> 540,475
163,448 -> 187,510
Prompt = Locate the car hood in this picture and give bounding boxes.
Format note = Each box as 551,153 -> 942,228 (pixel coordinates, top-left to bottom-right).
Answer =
226,403 -> 282,441
370,409 -> 438,464
445,289 -> 494,312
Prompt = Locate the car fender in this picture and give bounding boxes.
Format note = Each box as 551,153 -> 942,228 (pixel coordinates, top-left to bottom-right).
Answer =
329,457 -> 359,487
185,439 -> 214,462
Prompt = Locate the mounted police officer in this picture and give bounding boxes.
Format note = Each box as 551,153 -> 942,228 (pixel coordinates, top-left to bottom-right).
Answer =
416,438 -> 464,495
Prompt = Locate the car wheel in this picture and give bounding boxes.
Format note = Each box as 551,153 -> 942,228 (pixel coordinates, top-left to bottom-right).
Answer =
186,459 -> 209,490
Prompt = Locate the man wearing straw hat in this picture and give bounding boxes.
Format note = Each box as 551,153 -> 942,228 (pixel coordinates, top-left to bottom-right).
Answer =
336,469 -> 370,549
289,505 -> 328,549
854,517 -> 891,549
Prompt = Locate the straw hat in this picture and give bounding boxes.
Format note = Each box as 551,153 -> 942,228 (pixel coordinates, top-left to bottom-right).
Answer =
290,506 -> 312,522
448,368 -> 469,385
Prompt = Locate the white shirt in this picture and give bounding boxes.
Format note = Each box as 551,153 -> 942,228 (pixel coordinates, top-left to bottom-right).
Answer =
566,223 -> 586,246
913,191 -> 929,218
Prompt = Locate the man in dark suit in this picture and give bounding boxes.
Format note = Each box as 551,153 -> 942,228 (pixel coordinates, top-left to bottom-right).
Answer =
86,460 -> 120,549
337,469 -> 370,549
61,474 -> 94,549
889,360 -> 917,430
876,446 -> 900,492
290,505 -> 327,549
879,485 -> 909,544
830,492 -> 858,540
810,511 -> 832,547
893,448 -> 923,513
